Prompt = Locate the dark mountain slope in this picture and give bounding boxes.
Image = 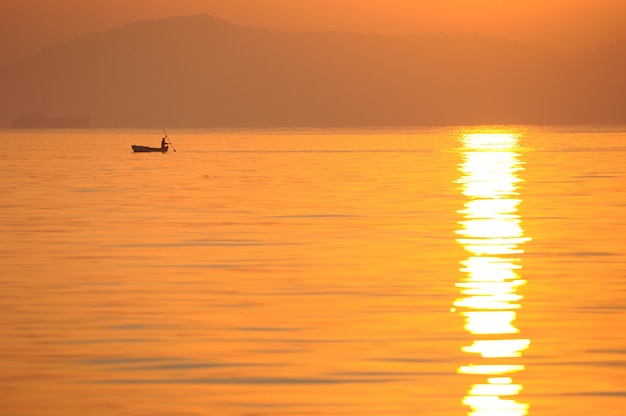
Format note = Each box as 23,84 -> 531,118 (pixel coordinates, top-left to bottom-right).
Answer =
1,14 -> 624,127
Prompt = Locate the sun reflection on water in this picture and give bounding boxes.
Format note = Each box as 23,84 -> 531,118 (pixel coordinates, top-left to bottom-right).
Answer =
455,132 -> 530,415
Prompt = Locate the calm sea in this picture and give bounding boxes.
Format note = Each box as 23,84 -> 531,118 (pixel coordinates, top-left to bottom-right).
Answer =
1,126 -> 625,416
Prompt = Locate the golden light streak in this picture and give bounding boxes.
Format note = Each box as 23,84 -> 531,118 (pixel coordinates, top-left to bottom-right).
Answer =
455,130 -> 530,415
463,395 -> 529,416
489,377 -> 514,384
461,311 -> 520,335
459,364 -> 525,375
469,383 -> 523,396
462,339 -> 531,358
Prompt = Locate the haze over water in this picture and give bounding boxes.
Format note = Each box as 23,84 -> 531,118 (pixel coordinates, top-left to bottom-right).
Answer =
1,127 -> 625,415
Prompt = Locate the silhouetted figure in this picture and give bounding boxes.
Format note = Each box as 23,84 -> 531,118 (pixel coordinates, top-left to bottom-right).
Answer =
161,137 -> 167,149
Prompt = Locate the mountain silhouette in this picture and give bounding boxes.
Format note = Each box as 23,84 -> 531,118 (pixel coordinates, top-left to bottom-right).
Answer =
1,14 -> 625,128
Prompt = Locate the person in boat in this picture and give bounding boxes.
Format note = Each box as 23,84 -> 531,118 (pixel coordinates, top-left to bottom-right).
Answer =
161,136 -> 167,149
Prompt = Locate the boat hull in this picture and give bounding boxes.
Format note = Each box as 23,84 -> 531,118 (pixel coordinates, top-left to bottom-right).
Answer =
132,145 -> 168,153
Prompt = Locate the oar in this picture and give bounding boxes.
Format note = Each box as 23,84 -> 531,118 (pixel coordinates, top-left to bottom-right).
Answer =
163,129 -> 176,152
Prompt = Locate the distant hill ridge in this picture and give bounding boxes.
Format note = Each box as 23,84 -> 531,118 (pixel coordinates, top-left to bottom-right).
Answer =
1,14 -> 625,127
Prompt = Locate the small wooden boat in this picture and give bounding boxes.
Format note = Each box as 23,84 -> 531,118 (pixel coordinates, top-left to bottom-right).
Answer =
132,145 -> 168,153
132,130 -> 176,153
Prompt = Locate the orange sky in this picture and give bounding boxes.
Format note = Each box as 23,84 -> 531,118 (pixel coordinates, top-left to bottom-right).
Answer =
2,0 -> 626,66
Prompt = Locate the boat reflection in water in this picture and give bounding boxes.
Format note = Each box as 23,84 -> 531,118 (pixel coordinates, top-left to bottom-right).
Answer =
454,132 -> 531,415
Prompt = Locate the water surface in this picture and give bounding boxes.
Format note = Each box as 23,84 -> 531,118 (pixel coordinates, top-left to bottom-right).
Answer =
1,127 -> 625,415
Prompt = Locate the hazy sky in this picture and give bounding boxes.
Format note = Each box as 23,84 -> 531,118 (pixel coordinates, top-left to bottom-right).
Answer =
2,0 -> 626,67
